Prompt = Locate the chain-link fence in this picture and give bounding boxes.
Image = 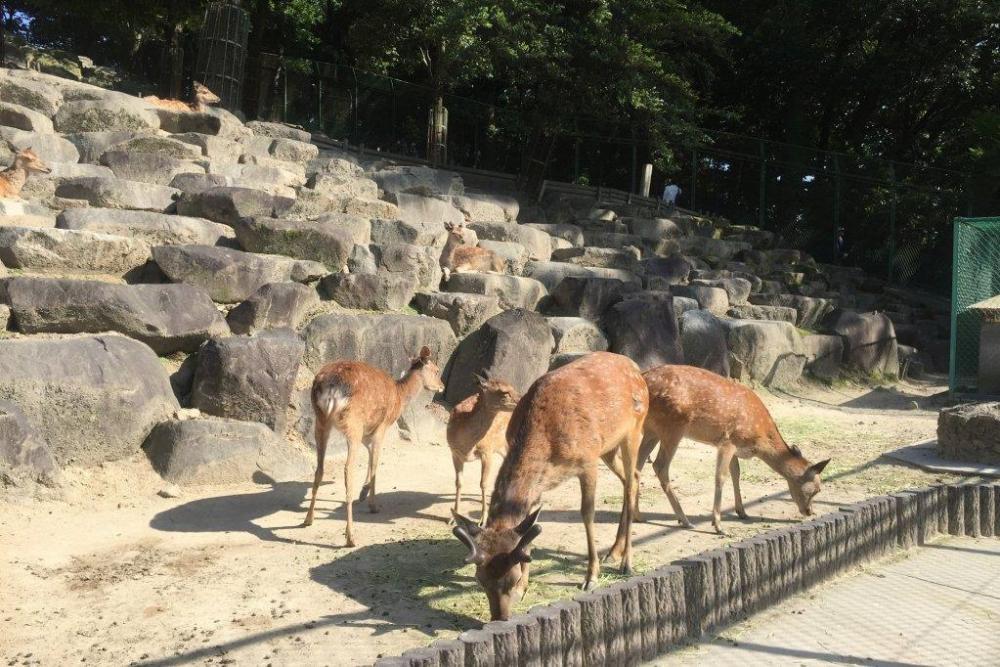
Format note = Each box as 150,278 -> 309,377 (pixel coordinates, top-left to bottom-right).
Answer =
949,217 -> 1000,394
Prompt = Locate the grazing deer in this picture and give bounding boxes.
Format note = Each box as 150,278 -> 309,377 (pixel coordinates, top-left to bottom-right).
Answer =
638,364 -> 830,535
447,374 -> 520,525
143,81 -> 221,113
305,346 -> 446,547
0,147 -> 51,199
439,221 -> 505,281
452,352 -> 649,620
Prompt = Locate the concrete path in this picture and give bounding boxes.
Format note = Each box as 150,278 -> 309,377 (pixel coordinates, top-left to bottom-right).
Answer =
663,536 -> 1000,666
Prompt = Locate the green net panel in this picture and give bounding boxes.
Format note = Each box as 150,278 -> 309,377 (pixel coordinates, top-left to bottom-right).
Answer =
950,217 -> 1000,393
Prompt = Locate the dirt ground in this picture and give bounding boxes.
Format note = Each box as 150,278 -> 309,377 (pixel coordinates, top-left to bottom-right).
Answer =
0,377 -> 970,666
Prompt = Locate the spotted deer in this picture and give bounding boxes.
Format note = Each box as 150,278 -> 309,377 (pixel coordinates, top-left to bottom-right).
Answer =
305,346 -> 446,547
638,364 -> 830,535
439,221 -> 505,281
452,352 -> 649,620
447,374 -> 520,525
143,81 -> 221,113
0,147 -> 51,199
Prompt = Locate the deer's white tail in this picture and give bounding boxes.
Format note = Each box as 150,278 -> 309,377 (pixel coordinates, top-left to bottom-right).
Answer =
315,383 -> 351,417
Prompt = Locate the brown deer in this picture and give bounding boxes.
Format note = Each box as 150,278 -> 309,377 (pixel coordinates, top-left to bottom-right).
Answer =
452,352 -> 649,620
440,221 -> 505,281
447,374 -> 520,525
638,364 -> 830,535
0,147 -> 51,199
143,81 -> 221,113
305,346 -> 446,547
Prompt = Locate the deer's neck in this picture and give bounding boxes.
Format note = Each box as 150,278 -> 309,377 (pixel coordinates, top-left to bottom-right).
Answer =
465,400 -> 508,441
486,438 -> 547,530
1,165 -> 28,193
394,369 -> 425,408
440,235 -> 461,265
758,437 -> 809,481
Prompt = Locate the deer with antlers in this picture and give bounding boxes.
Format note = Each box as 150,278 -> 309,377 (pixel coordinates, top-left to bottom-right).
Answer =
439,221 -> 505,281
637,364 -> 830,535
452,352 -> 649,620
0,147 -> 51,199
305,345 -> 445,547
447,373 -> 520,525
143,81 -> 221,113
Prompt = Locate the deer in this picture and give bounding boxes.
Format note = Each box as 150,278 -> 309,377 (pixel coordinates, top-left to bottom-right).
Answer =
637,364 -> 830,535
452,351 -> 649,621
439,221 -> 505,282
143,81 -> 221,113
305,345 -> 446,547
447,373 -> 520,525
0,147 -> 51,199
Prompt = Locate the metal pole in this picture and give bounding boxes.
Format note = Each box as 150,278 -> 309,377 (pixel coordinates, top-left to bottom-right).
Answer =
948,218 -> 962,391
888,161 -> 897,285
690,147 -> 698,211
758,140 -> 767,229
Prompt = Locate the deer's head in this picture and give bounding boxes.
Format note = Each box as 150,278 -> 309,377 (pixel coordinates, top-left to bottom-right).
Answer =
787,452 -> 829,516
444,221 -> 470,245
14,148 -> 51,175
474,373 -> 520,411
193,81 -> 221,107
408,345 -> 445,393
453,508 -> 541,621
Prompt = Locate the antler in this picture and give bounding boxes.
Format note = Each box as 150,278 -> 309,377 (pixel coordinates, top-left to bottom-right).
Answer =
452,526 -> 483,565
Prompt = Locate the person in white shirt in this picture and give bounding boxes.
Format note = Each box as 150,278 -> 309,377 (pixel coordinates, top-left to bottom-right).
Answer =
662,183 -> 681,208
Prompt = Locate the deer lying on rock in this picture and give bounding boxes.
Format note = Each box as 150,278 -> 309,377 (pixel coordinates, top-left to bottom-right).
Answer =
0,148 -> 51,199
143,81 -> 221,113
638,364 -> 830,535
452,352 -> 648,620
305,346 -> 445,547
439,221 -> 504,281
447,374 -> 520,525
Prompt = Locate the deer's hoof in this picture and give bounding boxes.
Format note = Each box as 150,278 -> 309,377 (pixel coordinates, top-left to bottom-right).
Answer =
737,511 -> 751,521
581,579 -> 596,592
345,537 -> 356,548
368,505 -> 380,514
679,519 -> 694,529
302,518 -> 313,528
358,484 -> 370,501
620,564 -> 633,576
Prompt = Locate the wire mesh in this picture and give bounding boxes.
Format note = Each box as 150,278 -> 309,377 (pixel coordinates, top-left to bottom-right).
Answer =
949,217 -> 1000,393
195,0 -> 250,111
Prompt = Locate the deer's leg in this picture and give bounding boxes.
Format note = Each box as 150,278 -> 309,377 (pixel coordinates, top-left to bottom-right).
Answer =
343,427 -> 363,547
650,429 -> 693,528
479,451 -> 493,526
579,465 -> 600,591
362,427 -> 387,514
637,432 -> 659,473
730,457 -> 749,519
449,452 -> 465,523
303,418 -> 330,527
605,427 -> 639,574
712,443 -> 738,535
602,451 -> 643,523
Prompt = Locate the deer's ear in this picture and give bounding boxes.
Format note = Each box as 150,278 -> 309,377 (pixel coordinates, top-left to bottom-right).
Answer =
514,506 -> 542,535
419,345 -> 432,361
511,550 -> 532,564
805,458 -> 830,478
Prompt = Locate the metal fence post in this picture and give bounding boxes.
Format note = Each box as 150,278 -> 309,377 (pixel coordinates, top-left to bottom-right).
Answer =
758,140 -> 767,229
888,161 -> 897,285
949,219 -> 961,391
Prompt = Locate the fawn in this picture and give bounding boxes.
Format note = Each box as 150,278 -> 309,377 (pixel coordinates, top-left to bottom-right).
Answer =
305,346 -> 445,547
0,147 -> 51,199
143,81 -> 221,113
439,221 -> 505,281
452,352 -> 648,620
638,364 -> 830,535
447,374 -> 520,524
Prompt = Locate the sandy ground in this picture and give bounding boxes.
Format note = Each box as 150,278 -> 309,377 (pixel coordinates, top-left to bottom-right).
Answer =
0,377 -> 971,667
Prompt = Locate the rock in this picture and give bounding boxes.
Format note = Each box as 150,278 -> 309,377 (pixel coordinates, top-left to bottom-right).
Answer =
245,120 -> 312,143
371,165 -> 464,197
678,236 -> 750,261
0,75 -> 63,117
671,284 -> 730,315
450,194 -> 507,222
523,260 -> 641,292
444,309 -> 554,404
468,220 -> 552,261
143,417 -> 311,486
157,484 -> 183,499
411,292 -> 502,337
0,127 -> 79,163
697,267 -> 764,294
6,277 -> 229,354
169,173 -> 232,194
937,402 -> 1000,464
640,255 -> 692,287
802,334 -> 843,382
723,319 -> 807,387
546,276 -> 638,321
269,137 -> 319,163
105,135 -> 205,161
0,399 -> 59,487
550,246 -> 639,272
227,282 -> 319,336
0,335 -> 179,466
46,163 -> 113,179
307,155 -> 363,179
99,150 -> 204,186
546,317 -> 609,354
0,304 -> 9,330
0,101 -> 55,133
65,129 -> 154,163
626,217 -> 683,242
57,207 -> 236,247
690,277 -> 752,306
53,97 -> 159,133
233,217 -> 353,271
524,223 -> 585,248
338,197 -> 399,219
175,187 -> 280,226
748,294 -> 835,330
477,239 -> 528,274
581,231 -> 642,250
374,242 -> 443,292
307,173 -> 378,199
172,132 -> 243,164
370,216 -> 447,248
209,163 -> 302,194
726,304 -> 798,324
444,273 -> 546,310
821,309 -> 899,376
55,177 -> 179,212
191,329 -> 304,432
153,245 -> 327,303
679,310 -> 730,377
154,108 -> 223,136
602,295 -> 684,371
0,227 -> 151,275
318,271 -> 418,311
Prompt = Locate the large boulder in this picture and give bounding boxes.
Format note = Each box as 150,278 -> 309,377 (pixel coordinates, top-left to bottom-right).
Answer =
602,295 -> 684,371
65,130 -> 155,163
172,132 -> 243,164
937,402 -> 1000,464
0,227 -> 151,275
370,216 -> 447,249
679,310 -> 730,377
103,135 -> 205,161
175,187 -> 281,226
0,126 -> 79,163
802,334 -> 844,382
308,173 -> 378,199
550,246 -> 640,272
451,193 -> 512,223
99,150 -> 204,186
245,121 -> 312,143
0,335 -> 179,466
0,400 -> 59,487
191,329 -> 304,432
443,273 -> 546,310
821,309 -> 899,376
640,255 -> 692,288
57,207 -> 236,247
374,242 -> 442,292
444,309 -> 554,404
523,260 -> 640,292
723,319 -> 807,387
226,282 -> 319,335
0,101 -> 55,133
547,317 -> 609,355
371,165 -> 464,197
727,304 -> 798,324
55,176 -> 179,212
143,417 -> 311,486
690,277 -> 752,306
395,192 -> 464,227
524,223 -> 585,248
234,217 -> 353,271
153,245 -> 327,303
0,75 -> 63,117
671,284 -> 730,315
626,217 -> 683,242
467,220 -> 552,261
748,293 -> 835,330
545,276 -> 638,321
154,108 -> 223,136
5,277 -> 229,354
53,97 -> 159,133
411,292 -> 502,337
318,271 -> 418,311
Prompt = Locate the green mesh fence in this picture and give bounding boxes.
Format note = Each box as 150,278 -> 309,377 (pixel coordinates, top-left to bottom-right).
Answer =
950,217 -> 1000,393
